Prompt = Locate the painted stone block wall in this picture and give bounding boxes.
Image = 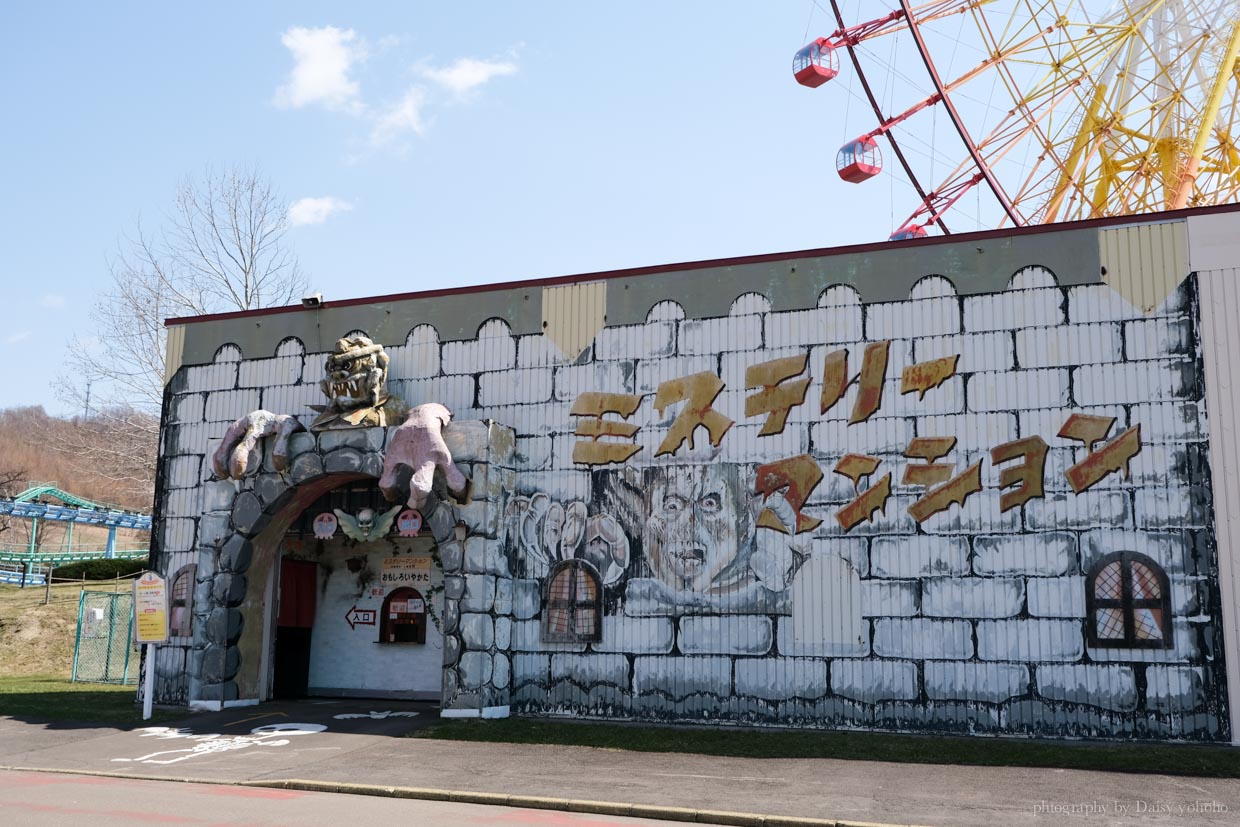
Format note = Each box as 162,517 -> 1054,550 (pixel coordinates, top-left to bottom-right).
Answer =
151,264 -> 1227,740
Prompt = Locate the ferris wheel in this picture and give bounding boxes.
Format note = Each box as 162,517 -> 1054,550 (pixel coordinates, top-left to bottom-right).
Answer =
795,1 -> 1240,239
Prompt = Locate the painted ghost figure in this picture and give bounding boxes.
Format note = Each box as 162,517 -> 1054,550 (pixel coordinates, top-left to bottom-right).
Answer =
642,464 -> 757,593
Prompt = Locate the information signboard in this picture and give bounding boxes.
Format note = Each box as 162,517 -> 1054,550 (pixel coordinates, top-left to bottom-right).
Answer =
133,571 -> 169,644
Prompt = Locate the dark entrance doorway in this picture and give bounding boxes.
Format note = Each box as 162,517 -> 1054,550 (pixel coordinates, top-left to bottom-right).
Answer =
273,558 -> 317,699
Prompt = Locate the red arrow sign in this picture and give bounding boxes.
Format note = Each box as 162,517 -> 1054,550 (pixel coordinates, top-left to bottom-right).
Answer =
344,606 -> 376,630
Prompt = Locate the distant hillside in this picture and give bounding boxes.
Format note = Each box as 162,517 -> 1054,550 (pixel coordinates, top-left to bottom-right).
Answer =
0,406 -> 157,552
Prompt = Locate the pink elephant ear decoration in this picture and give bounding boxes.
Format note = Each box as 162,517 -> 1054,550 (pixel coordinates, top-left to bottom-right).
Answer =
378,403 -> 472,512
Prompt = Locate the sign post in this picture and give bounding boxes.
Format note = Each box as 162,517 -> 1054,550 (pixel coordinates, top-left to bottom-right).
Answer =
133,571 -> 168,721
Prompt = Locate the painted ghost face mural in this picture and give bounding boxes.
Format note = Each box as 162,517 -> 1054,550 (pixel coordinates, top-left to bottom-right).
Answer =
643,465 -> 756,593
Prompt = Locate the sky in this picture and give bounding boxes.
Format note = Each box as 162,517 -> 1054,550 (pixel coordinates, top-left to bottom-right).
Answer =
0,1 -> 950,414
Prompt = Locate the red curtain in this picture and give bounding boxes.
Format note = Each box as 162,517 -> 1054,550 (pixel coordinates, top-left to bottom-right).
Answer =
278,559 -> 318,628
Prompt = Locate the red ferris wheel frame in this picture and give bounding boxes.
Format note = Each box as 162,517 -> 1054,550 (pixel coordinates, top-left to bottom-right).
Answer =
825,0 -> 1023,236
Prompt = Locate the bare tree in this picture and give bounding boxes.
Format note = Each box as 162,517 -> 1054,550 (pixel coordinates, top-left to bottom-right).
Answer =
56,166 -> 309,503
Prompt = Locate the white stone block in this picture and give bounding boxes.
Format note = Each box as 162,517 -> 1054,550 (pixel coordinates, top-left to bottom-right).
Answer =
469,402 -> 573,437
165,455 -> 202,490
830,660 -> 917,703
1072,360 -> 1195,405
514,333 -> 575,369
1016,323 -> 1122,368
963,288 -> 1064,332
1130,401 -> 1205,443
238,355 -> 303,388
633,656 -> 732,698
972,530 -> 1081,575
550,654 -> 630,687
1145,665 -> 1205,713
441,320 -> 516,375
511,620 -> 585,653
1026,576 -> 1085,618
917,413 -> 1017,451
397,375 -> 476,411
679,616 -> 773,655
592,616 -> 674,654
171,394 -> 205,425
868,297 -> 960,339
1136,487 -> 1211,530
1025,491 -> 1131,531
388,325 -> 441,379
811,417 -> 916,458
914,331 -> 1014,373
870,536 -> 969,578
593,321 -> 675,361
1125,318 -> 1193,361
923,577 -> 1024,618
765,306 -> 863,348
860,579 -> 919,617
976,619 -> 1084,661
553,361 -> 635,401
873,618 -> 974,659
1037,664 -> 1136,710
478,368 -> 553,407
183,362 -> 237,393
925,661 -> 1028,703
259,383 -> 326,419
204,389 -> 261,423
1067,284 -> 1144,323
734,657 -> 827,701
677,316 -> 762,355
967,369 -> 1068,412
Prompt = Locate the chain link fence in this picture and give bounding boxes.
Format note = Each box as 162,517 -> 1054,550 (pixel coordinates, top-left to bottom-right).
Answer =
71,591 -> 136,684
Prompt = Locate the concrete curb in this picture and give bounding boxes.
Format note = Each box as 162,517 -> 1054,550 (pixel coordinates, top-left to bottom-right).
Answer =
0,765 -> 929,827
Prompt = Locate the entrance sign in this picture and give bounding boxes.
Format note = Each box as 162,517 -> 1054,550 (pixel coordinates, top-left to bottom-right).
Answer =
380,556 -> 431,587
133,571 -> 169,644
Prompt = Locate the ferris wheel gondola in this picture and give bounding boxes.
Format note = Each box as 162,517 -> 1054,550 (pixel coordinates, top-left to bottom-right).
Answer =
795,1 -> 1240,239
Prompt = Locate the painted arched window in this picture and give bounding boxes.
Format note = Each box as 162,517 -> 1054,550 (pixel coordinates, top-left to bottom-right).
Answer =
1086,552 -> 1173,648
380,587 -> 426,644
542,560 -> 602,643
169,565 -> 196,637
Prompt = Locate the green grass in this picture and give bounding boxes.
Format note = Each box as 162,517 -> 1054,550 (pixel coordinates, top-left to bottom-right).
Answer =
0,674 -> 172,725
415,717 -> 1240,778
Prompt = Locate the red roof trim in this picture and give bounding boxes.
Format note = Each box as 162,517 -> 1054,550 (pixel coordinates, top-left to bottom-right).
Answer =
165,202 -> 1240,327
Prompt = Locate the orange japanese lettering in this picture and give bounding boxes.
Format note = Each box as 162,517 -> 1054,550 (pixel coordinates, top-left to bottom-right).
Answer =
991,436 -> 1048,512
1058,414 -> 1141,493
570,392 -> 643,465
745,353 -> 810,436
755,454 -> 823,534
653,372 -> 734,457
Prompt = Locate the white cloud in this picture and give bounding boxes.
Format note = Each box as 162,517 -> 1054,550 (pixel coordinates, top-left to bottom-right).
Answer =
7,331 -> 30,344
369,87 -> 427,146
288,196 -> 354,227
41,294 -> 65,308
274,26 -> 366,112
420,57 -> 518,98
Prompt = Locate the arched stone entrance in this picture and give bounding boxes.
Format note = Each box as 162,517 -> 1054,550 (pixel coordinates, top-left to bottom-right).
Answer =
171,421 -> 516,717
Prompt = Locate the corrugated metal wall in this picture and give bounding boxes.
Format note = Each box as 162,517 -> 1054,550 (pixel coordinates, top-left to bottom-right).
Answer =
153,231 -> 1232,740
1196,266 -> 1240,746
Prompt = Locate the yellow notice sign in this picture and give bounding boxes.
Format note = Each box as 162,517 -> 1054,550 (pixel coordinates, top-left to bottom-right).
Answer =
133,571 -> 169,644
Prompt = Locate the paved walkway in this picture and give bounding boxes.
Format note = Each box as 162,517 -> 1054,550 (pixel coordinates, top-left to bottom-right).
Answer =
1,700 -> 1238,826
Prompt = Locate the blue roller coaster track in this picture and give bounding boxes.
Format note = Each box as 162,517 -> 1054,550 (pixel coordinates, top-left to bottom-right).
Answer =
0,484 -> 151,571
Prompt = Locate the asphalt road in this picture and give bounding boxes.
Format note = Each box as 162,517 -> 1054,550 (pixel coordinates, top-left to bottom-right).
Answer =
0,770 -> 722,827
2,698 -> 1238,826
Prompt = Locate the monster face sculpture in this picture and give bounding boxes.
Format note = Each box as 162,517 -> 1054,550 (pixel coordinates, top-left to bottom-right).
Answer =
334,505 -> 402,543
309,335 -> 408,430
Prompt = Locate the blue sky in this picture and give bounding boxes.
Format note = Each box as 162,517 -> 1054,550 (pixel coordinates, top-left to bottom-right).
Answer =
1,1 -> 937,414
